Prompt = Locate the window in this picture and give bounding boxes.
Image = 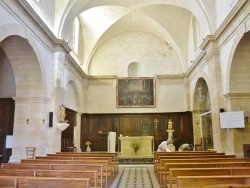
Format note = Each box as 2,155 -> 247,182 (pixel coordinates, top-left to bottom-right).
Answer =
72,17 -> 79,54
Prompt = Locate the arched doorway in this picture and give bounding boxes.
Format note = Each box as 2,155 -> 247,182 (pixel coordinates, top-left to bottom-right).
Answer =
61,81 -> 79,152
0,34 -> 46,161
193,78 -> 212,150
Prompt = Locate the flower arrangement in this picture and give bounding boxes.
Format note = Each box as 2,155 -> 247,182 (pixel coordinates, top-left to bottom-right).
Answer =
85,141 -> 91,146
131,140 -> 141,154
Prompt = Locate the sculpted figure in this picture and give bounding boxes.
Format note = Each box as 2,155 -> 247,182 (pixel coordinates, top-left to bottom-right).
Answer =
168,119 -> 173,130
58,105 -> 66,122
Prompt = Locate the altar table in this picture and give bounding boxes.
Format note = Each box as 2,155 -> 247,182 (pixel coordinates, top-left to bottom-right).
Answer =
118,136 -> 154,158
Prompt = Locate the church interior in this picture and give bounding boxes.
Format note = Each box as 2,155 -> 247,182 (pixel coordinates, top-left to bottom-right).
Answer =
1,0 -> 250,187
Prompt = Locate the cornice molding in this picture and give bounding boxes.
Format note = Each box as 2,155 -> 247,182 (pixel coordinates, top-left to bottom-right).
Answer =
156,74 -> 186,85
65,54 -> 88,79
89,75 -> 117,79
224,92 -> 250,99
156,74 -> 185,79
186,50 -> 206,75
88,75 -> 116,86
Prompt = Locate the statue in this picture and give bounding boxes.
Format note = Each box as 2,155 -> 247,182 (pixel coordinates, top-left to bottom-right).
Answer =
58,105 -> 66,123
168,119 -> 173,130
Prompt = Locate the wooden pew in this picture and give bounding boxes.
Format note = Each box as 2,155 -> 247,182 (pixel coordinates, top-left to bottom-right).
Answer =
52,152 -> 119,173
176,175 -> 250,188
154,151 -> 226,171
21,159 -> 112,186
155,154 -> 237,175
34,156 -> 116,178
0,176 -> 91,188
168,167 -> 250,188
156,154 -> 236,169
0,169 -> 98,188
35,170 -> 97,188
2,163 -> 105,188
0,176 -> 17,187
163,162 -> 250,188
157,157 -> 249,186
19,176 -> 91,188
38,155 -> 116,177
154,151 -> 220,162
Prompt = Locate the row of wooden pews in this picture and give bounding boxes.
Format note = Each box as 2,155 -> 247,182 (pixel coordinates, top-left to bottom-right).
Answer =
154,151 -> 250,188
0,151 -> 119,188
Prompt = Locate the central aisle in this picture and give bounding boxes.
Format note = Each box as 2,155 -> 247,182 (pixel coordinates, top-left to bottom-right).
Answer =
110,164 -> 160,188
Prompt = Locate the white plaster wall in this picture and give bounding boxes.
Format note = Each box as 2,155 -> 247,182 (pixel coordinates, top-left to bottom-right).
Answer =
87,79 -> 186,113
89,31 -> 183,76
216,0 -> 240,28
64,82 -> 78,111
0,4 -> 20,25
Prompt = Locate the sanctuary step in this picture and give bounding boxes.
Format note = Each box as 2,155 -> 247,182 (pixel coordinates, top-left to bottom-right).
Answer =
119,157 -> 154,164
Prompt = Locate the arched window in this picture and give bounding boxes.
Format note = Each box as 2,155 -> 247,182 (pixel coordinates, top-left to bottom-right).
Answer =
72,17 -> 79,54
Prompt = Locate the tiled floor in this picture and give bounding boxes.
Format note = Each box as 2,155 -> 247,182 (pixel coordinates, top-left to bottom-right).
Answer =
110,164 -> 160,188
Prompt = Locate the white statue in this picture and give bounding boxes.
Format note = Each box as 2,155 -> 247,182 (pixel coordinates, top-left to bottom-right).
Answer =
58,105 -> 66,123
168,119 -> 173,130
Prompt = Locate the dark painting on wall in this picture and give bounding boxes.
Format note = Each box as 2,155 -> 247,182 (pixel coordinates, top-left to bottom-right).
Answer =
116,77 -> 156,108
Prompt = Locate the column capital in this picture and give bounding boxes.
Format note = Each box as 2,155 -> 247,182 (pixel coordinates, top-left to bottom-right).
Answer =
13,97 -> 50,104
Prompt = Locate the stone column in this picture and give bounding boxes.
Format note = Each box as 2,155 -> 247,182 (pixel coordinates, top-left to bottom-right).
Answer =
45,52 -> 67,154
10,97 -> 49,162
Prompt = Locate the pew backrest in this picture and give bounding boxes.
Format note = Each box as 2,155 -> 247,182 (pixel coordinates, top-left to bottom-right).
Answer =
176,175 -> 250,188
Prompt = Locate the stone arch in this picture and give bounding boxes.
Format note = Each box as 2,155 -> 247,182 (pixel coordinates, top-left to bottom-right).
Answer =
225,28 -> 248,94
0,24 -> 49,162
228,32 -> 250,94
191,71 -> 211,112
63,80 -> 80,112
0,23 -> 46,97
193,77 -> 210,113
192,74 -> 212,150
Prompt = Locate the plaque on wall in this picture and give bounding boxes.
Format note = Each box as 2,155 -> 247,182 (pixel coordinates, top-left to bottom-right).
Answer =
116,77 -> 156,108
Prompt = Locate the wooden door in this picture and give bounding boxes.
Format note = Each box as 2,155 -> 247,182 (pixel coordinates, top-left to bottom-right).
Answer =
0,98 -> 14,162
61,108 -> 77,151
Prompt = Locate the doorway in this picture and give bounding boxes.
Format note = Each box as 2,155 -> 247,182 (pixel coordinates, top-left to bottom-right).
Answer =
61,108 -> 77,152
200,111 -> 213,150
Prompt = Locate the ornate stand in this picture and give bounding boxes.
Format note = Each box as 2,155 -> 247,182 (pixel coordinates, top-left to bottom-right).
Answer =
166,129 -> 175,151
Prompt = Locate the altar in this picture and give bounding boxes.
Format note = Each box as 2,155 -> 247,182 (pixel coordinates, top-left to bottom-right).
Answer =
118,136 -> 154,158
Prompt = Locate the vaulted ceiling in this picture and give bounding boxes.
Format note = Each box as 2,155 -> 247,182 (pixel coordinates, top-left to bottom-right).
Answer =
29,0 -> 215,75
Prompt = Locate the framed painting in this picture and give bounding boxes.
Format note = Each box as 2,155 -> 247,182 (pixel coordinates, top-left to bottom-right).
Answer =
116,77 -> 156,108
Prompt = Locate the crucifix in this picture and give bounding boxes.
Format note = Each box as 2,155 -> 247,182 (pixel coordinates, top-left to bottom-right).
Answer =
154,118 -> 159,134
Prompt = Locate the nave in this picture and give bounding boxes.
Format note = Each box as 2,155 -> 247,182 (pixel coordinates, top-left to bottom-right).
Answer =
110,164 -> 160,188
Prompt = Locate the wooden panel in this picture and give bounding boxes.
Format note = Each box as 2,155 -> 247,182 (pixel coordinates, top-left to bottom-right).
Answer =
98,117 -> 109,134
80,112 -> 193,152
120,117 -> 131,135
130,117 -> 141,136
141,117 -> 151,135
87,117 -> 98,137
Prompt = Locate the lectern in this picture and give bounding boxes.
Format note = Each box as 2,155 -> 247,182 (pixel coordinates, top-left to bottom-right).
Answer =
107,132 -> 116,152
